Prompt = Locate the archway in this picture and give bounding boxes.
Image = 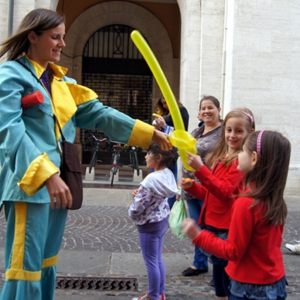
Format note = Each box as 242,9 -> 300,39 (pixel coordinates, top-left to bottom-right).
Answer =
60,1 -> 177,101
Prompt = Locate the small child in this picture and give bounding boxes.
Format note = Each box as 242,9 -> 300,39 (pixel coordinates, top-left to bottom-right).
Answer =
182,108 -> 255,299
182,130 -> 290,300
129,142 -> 178,300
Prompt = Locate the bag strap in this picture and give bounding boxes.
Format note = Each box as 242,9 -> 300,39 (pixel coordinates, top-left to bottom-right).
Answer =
16,60 -> 66,141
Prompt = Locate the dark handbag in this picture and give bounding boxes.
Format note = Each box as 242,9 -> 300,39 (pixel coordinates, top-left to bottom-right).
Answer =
60,140 -> 83,210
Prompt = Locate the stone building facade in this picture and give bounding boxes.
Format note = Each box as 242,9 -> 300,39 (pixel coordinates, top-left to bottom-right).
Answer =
1,0 -> 300,193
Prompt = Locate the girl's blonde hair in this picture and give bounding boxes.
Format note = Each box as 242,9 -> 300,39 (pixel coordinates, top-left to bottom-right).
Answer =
205,108 -> 255,169
241,130 -> 290,226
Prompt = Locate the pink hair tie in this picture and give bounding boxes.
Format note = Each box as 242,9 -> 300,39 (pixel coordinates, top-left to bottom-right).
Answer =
241,111 -> 254,128
257,130 -> 265,155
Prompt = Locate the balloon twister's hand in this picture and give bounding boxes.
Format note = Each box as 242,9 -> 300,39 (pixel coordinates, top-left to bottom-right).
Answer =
182,218 -> 201,240
152,129 -> 173,151
187,152 -> 203,170
45,173 -> 73,209
181,178 -> 194,190
132,188 -> 139,198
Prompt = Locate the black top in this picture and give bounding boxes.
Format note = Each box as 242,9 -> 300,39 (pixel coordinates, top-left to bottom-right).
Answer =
164,106 -> 189,131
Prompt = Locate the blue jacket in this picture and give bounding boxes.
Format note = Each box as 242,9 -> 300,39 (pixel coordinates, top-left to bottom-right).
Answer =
0,56 -> 154,204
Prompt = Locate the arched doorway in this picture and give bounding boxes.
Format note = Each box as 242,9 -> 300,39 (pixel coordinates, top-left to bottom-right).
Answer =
80,24 -> 153,165
59,1 -> 179,166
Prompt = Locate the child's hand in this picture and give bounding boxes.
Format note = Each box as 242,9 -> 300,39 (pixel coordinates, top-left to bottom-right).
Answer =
187,152 -> 203,170
132,189 -> 138,198
155,117 -> 166,129
181,178 -> 194,190
152,119 -> 161,130
182,218 -> 201,240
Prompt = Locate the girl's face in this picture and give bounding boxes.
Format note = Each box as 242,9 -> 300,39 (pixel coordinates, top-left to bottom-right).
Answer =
27,23 -> 66,68
199,100 -> 220,126
238,144 -> 256,172
225,117 -> 250,154
145,151 -> 161,170
160,98 -> 169,110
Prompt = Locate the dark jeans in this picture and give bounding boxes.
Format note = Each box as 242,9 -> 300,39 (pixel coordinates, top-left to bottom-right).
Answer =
186,198 -> 208,270
213,263 -> 230,297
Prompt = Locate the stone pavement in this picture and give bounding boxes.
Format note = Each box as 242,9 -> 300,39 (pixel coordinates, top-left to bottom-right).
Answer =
0,184 -> 299,300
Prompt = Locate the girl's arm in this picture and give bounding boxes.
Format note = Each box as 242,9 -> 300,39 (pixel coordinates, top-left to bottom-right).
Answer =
128,185 -> 153,220
181,178 -> 207,200
194,163 -> 244,201
183,197 -> 254,261
187,152 -> 243,201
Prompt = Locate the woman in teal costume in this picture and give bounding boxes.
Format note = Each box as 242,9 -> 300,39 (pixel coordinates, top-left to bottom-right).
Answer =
0,8 -> 171,300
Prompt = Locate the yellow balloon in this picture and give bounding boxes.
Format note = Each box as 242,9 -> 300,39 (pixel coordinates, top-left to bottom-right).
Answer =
131,30 -> 196,171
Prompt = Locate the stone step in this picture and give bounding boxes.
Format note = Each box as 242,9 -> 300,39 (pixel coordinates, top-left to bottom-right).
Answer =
82,164 -> 150,181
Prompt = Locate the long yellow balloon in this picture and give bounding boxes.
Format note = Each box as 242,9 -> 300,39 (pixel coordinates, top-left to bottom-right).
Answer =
131,30 -> 196,171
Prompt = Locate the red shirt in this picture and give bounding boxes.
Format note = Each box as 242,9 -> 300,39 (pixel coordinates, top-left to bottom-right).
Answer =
186,159 -> 244,229
193,196 -> 285,284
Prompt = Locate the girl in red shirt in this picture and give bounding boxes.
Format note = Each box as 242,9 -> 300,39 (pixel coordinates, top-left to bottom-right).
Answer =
182,108 -> 255,300
182,130 -> 290,300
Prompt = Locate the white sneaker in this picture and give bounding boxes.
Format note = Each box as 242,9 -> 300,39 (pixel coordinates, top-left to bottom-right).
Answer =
285,243 -> 300,254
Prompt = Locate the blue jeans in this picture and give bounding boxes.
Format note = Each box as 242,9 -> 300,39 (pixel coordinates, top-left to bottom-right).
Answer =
167,162 -> 178,209
139,226 -> 168,300
229,276 -> 287,300
229,296 -> 286,300
186,198 -> 208,270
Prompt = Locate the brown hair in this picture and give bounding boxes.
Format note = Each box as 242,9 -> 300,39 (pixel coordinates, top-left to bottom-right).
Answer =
199,95 -> 222,123
155,94 -> 183,117
148,142 -> 178,169
205,108 -> 255,169
241,130 -> 290,226
199,95 -> 220,110
0,9 -> 65,61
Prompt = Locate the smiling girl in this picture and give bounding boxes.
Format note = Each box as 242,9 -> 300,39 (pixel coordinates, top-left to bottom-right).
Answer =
129,143 -> 178,300
182,131 -> 290,300
181,108 -> 255,300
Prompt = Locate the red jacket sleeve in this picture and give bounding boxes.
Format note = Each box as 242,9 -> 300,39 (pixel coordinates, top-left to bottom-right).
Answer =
194,162 -> 244,201
193,197 -> 254,261
185,182 -> 207,200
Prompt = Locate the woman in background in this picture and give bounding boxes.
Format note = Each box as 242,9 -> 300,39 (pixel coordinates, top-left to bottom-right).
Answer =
181,96 -> 222,277
153,94 -> 189,209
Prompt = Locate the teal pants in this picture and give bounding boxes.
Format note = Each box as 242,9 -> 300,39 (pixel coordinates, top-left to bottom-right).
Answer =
0,202 -> 68,300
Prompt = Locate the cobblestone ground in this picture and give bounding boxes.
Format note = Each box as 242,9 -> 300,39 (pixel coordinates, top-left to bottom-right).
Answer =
0,204 -> 299,299
59,206 -> 300,299
61,205 -> 194,253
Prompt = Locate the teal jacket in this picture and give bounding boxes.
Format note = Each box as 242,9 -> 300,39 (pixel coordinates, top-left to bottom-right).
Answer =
0,56 -> 154,204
